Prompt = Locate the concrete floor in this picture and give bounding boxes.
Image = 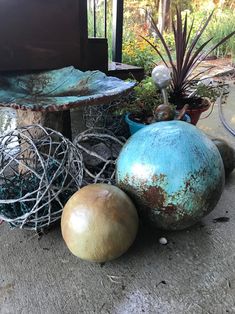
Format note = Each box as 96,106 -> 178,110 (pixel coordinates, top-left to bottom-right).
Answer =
1,85 -> 235,314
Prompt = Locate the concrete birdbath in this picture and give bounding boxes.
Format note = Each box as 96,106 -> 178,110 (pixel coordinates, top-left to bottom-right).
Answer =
0,66 -> 135,174
0,66 -> 135,138
0,67 -> 135,228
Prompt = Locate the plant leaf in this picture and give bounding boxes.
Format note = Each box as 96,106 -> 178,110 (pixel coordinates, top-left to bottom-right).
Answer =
206,30 -> 235,58
140,35 -> 168,68
185,17 -> 194,49
185,28 -> 235,86
182,11 -> 214,76
182,66 -> 214,92
183,37 -> 214,83
149,15 -> 175,70
177,11 -> 189,86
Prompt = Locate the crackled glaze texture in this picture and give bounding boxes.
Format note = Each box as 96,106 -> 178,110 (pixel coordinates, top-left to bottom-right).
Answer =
116,121 -> 225,230
0,67 -> 135,112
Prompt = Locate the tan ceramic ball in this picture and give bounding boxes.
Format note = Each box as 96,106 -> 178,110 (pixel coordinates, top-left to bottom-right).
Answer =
61,184 -> 139,262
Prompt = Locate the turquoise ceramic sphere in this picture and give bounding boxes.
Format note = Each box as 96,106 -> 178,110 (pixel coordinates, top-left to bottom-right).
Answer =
116,121 -> 225,230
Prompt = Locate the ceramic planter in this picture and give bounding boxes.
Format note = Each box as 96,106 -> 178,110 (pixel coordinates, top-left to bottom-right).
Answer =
186,98 -> 211,125
125,112 -> 191,135
125,114 -> 145,135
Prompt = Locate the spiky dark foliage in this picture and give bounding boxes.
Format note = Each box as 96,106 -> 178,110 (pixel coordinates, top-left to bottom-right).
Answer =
142,9 -> 235,108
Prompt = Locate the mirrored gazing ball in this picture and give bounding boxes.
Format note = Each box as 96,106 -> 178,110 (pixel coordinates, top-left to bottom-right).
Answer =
151,65 -> 171,89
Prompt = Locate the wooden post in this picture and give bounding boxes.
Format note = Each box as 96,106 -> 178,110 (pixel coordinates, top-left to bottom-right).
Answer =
112,0 -> 124,63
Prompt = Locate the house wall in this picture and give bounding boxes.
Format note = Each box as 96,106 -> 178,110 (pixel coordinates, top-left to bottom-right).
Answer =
0,0 -> 88,71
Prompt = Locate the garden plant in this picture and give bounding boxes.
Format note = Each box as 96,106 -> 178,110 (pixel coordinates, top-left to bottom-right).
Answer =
124,8 -> 235,126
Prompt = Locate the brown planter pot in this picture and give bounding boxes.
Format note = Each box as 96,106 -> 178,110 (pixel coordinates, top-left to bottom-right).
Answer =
186,98 -> 211,125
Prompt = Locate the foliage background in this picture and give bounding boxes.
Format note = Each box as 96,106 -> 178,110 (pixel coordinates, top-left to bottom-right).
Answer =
87,0 -> 235,69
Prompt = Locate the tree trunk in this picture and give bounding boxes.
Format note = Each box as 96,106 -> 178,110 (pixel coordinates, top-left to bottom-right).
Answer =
158,0 -> 171,34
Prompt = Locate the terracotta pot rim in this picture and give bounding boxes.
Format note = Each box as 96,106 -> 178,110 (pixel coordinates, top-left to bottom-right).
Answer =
186,98 -> 211,113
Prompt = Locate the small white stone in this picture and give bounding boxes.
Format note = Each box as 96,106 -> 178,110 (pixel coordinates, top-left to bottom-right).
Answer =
159,237 -> 168,245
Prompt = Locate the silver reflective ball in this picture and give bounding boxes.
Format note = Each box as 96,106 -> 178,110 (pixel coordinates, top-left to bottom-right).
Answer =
152,65 -> 171,89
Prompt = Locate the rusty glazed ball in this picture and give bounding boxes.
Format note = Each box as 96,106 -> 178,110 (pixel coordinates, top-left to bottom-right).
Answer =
116,121 -> 225,230
61,184 -> 138,262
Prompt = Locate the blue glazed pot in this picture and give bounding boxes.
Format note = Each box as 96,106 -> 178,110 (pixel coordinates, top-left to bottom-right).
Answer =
125,113 -> 191,135
116,121 -> 225,230
125,113 -> 145,135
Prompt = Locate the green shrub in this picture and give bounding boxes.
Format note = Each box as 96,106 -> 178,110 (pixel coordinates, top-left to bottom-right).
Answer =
183,9 -> 235,58
202,9 -> 235,58
116,76 -> 163,117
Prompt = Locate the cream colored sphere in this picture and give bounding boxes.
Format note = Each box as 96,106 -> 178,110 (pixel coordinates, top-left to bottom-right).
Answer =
61,184 -> 139,262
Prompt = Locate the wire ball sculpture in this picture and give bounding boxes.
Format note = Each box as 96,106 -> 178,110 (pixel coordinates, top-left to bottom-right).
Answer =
82,94 -> 131,137
74,128 -> 126,185
0,125 -> 83,230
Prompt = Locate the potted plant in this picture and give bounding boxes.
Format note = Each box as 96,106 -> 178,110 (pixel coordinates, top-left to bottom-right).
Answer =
117,76 -> 189,135
123,76 -> 163,134
142,8 -> 235,125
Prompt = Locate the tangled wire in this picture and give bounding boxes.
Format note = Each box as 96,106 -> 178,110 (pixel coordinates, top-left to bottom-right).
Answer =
0,125 -> 83,230
74,128 -> 126,185
82,94 -> 131,137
